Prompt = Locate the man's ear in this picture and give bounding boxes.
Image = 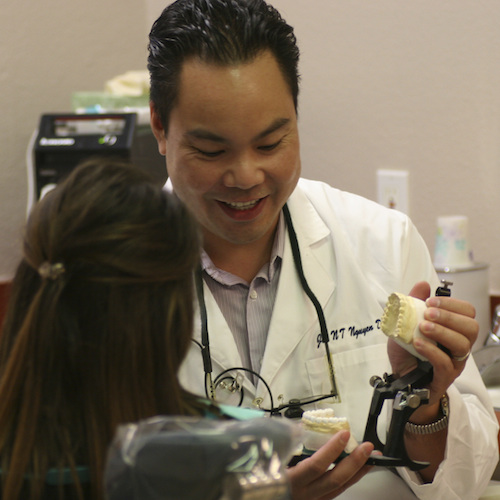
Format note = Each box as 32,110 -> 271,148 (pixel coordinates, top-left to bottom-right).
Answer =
150,102 -> 167,156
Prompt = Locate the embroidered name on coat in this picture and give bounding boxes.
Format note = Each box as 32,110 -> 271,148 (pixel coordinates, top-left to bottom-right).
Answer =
316,318 -> 381,348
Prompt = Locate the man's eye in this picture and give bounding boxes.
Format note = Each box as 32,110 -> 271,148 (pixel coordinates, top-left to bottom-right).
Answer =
195,147 -> 225,158
258,139 -> 282,152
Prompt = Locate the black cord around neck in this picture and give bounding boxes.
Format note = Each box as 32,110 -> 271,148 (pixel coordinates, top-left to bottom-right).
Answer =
282,204 -> 339,399
195,266 -> 214,399
195,203 -> 339,406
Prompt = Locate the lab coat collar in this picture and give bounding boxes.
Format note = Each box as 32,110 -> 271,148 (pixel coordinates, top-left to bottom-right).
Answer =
256,186 -> 337,396
192,184 -> 336,402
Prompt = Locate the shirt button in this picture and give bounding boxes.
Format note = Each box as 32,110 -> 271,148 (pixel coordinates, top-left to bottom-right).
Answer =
250,290 -> 258,300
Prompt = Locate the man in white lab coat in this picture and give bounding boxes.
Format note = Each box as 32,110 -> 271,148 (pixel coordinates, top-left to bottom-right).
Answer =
148,1 -> 499,499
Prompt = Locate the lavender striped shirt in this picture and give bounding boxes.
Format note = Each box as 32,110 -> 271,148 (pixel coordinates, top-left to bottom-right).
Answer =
201,214 -> 285,376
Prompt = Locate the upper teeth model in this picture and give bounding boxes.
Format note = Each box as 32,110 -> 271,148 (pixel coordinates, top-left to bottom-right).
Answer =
380,292 -> 430,361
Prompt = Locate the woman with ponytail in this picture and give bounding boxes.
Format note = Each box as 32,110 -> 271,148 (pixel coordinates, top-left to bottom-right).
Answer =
0,158 -> 204,499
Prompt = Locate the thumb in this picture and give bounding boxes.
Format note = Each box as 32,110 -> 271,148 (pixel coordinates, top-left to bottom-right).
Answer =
408,281 -> 431,301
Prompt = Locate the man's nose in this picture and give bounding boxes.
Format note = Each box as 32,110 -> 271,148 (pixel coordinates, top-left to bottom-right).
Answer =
222,152 -> 265,189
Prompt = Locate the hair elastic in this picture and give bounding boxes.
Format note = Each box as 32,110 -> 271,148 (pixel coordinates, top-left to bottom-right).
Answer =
38,262 -> 65,280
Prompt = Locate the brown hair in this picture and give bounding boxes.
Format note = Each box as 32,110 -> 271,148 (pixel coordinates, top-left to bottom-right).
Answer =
0,158 -> 201,499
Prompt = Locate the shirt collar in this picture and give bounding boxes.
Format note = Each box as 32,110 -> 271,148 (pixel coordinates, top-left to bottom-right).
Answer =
201,211 -> 285,285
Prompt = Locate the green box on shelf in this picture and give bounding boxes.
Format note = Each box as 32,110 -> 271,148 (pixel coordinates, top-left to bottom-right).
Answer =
72,92 -> 149,112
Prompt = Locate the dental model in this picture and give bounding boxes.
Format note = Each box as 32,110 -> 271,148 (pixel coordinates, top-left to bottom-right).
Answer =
380,292 -> 429,361
302,409 -> 358,452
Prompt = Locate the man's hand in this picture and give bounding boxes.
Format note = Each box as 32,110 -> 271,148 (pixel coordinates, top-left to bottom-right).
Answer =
388,281 -> 478,410
385,281 -> 479,482
287,431 -> 375,500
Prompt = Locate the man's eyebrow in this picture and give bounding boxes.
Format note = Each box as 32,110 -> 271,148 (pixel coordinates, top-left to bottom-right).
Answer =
185,129 -> 227,143
253,118 -> 290,141
185,118 -> 291,143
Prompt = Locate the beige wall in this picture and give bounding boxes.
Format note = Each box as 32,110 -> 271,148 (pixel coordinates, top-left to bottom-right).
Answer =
3,1 -> 500,300
0,1 -> 150,280
272,0 -> 500,296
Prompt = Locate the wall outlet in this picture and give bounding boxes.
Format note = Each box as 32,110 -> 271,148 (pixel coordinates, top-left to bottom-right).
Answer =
376,169 -> 409,214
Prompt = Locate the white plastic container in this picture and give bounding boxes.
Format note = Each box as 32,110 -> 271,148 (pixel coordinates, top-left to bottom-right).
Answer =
436,262 -> 490,351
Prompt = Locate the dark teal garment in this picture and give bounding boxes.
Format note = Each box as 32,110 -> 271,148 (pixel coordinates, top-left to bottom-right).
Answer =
0,482 -> 91,500
0,466 -> 91,499
44,467 -> 90,485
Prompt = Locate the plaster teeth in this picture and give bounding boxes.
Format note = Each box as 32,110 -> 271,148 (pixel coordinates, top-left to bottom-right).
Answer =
381,293 -> 426,343
380,292 -> 433,361
301,409 -> 357,453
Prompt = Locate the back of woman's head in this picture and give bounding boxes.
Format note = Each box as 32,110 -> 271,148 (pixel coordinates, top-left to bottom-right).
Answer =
0,158 -> 200,500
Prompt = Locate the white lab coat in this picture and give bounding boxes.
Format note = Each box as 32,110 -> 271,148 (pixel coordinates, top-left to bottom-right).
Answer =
178,178 -> 499,500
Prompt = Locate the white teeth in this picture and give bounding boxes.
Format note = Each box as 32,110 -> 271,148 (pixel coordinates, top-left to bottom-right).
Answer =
380,292 -> 433,361
225,200 -> 258,210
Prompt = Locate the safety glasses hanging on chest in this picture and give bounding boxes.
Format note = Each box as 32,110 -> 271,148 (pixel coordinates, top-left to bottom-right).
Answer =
194,203 -> 340,418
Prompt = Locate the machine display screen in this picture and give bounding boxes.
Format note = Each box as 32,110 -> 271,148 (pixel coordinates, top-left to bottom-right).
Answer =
53,116 -> 126,137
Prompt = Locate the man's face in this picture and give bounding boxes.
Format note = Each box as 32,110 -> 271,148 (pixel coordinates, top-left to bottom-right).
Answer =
151,50 -> 301,254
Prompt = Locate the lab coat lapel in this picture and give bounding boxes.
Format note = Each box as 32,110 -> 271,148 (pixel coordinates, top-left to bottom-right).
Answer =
258,189 -> 336,390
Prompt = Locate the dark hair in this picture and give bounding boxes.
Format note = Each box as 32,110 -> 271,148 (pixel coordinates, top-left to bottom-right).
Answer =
0,159 -> 201,500
148,0 -> 300,133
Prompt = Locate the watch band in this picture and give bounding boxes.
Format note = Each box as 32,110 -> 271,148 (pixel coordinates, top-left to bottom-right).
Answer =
405,394 -> 449,435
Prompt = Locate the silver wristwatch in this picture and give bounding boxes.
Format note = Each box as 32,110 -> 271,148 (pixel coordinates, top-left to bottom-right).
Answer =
405,394 -> 449,435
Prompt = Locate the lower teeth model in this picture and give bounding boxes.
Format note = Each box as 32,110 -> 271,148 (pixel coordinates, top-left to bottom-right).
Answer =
301,408 -> 358,452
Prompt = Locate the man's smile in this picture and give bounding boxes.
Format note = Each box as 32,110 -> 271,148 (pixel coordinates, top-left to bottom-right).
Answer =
222,199 -> 261,210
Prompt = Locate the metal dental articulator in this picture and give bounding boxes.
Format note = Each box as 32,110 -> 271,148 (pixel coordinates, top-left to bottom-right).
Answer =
361,280 -> 453,471
362,359 -> 433,470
